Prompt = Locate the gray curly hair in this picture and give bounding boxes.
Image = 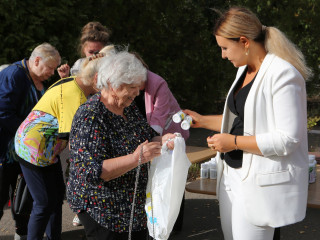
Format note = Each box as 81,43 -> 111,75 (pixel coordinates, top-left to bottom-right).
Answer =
97,51 -> 147,90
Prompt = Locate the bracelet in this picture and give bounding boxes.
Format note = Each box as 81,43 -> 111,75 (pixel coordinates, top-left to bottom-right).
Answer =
234,135 -> 238,150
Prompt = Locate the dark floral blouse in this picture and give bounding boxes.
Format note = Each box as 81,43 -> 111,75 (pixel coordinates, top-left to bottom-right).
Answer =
66,93 -> 158,233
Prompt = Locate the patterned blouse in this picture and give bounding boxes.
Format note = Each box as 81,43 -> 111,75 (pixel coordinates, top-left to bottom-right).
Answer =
67,93 -> 158,233
15,77 -> 86,166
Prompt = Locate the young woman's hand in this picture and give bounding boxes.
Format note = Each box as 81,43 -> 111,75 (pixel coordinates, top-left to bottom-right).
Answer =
183,109 -> 203,128
207,133 -> 236,153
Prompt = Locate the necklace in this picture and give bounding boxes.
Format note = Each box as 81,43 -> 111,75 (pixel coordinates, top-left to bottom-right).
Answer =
128,146 -> 143,240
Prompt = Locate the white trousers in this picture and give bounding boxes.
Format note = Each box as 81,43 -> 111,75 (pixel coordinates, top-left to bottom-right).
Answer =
219,162 -> 275,240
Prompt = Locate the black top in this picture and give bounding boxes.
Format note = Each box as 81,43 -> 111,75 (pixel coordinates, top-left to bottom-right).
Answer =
135,90 -> 146,118
223,68 -> 256,168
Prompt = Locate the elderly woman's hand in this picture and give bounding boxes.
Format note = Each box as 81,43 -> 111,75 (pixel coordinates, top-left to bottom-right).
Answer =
57,63 -> 70,78
162,133 -> 176,150
133,141 -> 162,164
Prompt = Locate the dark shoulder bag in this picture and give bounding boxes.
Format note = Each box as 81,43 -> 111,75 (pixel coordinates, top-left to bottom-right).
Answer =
13,174 -> 33,215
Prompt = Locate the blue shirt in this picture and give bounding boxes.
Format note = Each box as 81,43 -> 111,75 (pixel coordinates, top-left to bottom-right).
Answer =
0,59 -> 44,164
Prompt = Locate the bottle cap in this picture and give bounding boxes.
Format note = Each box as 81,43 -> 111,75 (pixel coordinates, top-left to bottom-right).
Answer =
181,115 -> 192,130
181,120 -> 191,130
172,111 -> 185,123
172,115 -> 181,123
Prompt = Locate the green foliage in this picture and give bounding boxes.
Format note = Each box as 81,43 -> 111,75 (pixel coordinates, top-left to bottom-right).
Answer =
228,0 -> 320,96
187,163 -> 200,181
98,0 -> 233,113
0,0 -> 319,114
307,116 -> 320,130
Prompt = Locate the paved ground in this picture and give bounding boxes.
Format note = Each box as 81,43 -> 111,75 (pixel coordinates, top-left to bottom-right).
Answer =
1,191 -> 320,240
1,128 -> 320,239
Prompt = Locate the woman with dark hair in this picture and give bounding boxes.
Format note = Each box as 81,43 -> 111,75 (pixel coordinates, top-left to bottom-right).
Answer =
57,21 -> 112,78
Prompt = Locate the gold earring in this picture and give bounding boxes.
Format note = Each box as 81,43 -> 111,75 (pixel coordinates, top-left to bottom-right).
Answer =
245,48 -> 250,56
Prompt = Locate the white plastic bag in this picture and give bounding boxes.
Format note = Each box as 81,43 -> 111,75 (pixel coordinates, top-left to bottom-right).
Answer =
145,136 -> 191,240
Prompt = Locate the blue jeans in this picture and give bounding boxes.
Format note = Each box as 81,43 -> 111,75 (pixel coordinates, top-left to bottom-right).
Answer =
20,161 -> 65,240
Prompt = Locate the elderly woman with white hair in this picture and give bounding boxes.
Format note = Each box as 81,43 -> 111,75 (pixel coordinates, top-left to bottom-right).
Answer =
66,51 -> 175,240
0,43 -> 61,240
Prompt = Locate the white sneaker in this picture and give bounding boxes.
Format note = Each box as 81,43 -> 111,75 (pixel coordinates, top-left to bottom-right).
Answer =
14,233 -> 27,240
72,214 -> 82,226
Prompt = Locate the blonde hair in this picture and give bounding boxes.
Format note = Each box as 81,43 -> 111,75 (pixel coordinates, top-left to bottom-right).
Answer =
29,43 -> 61,65
78,45 -> 116,86
214,7 -> 312,80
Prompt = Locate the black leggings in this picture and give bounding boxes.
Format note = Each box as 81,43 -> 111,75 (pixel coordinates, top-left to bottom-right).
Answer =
78,211 -> 152,240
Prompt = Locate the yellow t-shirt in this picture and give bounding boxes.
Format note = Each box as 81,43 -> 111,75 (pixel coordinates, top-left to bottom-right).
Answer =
33,77 -> 87,134
15,77 -> 87,166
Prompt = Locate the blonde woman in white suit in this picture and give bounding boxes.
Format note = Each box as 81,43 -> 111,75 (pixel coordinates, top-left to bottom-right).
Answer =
185,7 -> 312,240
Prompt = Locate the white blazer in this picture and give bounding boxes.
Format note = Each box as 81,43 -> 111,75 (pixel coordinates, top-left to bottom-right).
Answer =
216,53 -> 309,227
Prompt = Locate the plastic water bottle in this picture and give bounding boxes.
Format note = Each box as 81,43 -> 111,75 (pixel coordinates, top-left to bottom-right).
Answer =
181,115 -> 193,130
200,162 -> 209,178
209,159 -> 217,179
172,110 -> 186,123
308,155 -> 317,183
